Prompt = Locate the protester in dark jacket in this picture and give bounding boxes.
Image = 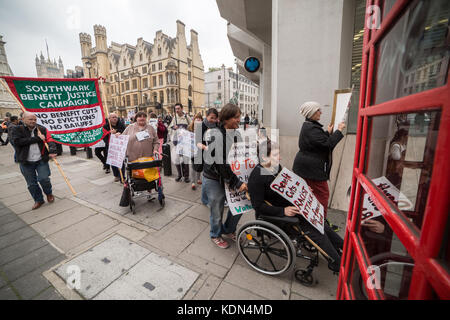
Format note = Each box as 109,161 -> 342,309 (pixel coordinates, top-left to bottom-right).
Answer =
292,101 -> 345,220
103,113 -> 126,181
202,104 -> 247,249
11,112 -> 57,210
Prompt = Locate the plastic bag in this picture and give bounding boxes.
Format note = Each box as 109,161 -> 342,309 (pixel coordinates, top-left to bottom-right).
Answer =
131,157 -> 160,182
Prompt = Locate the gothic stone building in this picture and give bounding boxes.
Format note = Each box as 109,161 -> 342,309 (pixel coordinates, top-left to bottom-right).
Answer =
79,21 -> 205,117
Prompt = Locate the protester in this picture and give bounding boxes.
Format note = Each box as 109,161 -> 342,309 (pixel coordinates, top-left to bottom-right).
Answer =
187,112 -> 204,190
248,139 -> 343,272
0,117 -> 9,145
105,113 -> 126,182
157,116 -> 168,144
169,103 -> 192,182
11,112 -> 57,210
244,113 -> 250,130
292,101 -> 345,229
94,137 -> 110,174
7,116 -> 19,162
202,103 -> 247,249
197,108 -> 219,206
120,111 -> 159,162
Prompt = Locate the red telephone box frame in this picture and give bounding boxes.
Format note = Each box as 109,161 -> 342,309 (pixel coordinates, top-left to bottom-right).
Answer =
337,0 -> 450,300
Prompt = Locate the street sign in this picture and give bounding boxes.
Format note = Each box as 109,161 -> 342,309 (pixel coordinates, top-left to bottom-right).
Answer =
244,57 -> 260,73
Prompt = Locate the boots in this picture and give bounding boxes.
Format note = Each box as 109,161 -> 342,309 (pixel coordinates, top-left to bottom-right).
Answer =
175,164 -> 182,182
182,164 -> 190,183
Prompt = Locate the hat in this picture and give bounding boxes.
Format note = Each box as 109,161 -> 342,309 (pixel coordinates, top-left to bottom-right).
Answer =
300,101 -> 321,119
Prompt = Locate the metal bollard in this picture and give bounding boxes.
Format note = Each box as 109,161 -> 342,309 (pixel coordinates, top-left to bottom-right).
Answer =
85,147 -> 93,159
162,143 -> 172,176
70,146 -> 77,156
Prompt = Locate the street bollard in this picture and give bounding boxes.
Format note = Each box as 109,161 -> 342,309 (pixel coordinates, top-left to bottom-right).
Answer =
162,143 -> 172,176
85,147 -> 93,159
70,146 -> 77,156
56,143 -> 63,156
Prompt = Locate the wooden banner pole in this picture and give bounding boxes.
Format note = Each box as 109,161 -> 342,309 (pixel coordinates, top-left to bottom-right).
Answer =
99,77 -> 125,184
0,78 -> 77,196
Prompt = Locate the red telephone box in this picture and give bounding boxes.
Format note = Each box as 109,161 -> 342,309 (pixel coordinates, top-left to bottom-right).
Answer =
337,0 -> 450,299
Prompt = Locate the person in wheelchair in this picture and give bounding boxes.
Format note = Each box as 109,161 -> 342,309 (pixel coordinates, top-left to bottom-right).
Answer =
248,139 -> 344,272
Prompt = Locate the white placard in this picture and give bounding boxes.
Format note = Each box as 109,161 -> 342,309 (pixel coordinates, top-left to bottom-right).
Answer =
226,141 -> 258,216
106,134 -> 129,168
149,118 -> 158,131
175,129 -> 197,157
361,176 -> 414,222
333,92 -> 352,132
270,167 -> 325,234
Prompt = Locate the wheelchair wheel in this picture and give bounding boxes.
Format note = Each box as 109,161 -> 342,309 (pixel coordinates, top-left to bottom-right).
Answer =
295,269 -> 316,287
237,220 -> 296,276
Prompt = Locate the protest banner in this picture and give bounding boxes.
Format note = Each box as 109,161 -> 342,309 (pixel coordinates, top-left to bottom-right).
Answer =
1,76 -> 108,147
361,176 -> 414,222
270,167 -> 325,234
175,129 -> 197,157
226,140 -> 258,216
106,134 -> 129,168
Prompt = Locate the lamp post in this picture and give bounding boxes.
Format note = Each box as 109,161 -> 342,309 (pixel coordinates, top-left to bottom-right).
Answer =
85,61 -> 92,78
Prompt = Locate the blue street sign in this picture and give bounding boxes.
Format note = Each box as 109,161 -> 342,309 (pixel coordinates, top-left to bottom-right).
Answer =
244,57 -> 260,73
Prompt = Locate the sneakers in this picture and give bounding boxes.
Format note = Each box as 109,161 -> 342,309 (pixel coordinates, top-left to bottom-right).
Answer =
326,219 -> 340,232
175,176 -> 182,182
105,168 -> 111,174
222,232 -> 237,242
114,177 -> 120,182
184,178 -> 191,183
211,237 -> 229,249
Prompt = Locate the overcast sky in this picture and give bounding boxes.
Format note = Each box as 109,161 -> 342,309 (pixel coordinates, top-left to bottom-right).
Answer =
0,0 -> 235,77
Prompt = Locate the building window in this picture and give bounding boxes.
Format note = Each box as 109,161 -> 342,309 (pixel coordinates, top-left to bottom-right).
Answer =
218,75 -> 221,80
132,79 -> 137,90
121,83 -> 125,92
142,66 -> 147,74
121,73 -> 125,79
123,58 -> 126,66
159,62 -> 163,70
218,82 -> 221,90
125,81 -> 130,91
159,91 -> 164,104
188,85 -> 192,97
143,78 -> 148,88
158,46 -> 161,56
126,95 -> 131,106
233,81 -> 236,89
152,64 -> 155,72
159,75 -> 163,86
188,71 -> 191,81
140,53 -> 143,61
153,76 -> 156,87
218,93 -> 222,100
187,59 -> 191,68
133,94 -> 138,106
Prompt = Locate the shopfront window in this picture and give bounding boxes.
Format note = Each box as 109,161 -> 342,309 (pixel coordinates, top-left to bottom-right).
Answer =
354,190 -> 415,300
373,0 -> 449,105
365,111 -> 441,230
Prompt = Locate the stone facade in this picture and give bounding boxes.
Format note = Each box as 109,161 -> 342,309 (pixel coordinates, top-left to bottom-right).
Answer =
35,46 -> 64,78
205,64 -> 259,116
79,21 -> 205,118
0,35 -> 20,119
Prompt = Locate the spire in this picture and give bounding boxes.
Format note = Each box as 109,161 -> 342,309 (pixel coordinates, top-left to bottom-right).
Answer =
46,39 -> 50,61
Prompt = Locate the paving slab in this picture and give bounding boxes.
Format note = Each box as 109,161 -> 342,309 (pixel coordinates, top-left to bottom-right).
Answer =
212,281 -> 266,300
33,287 -> 64,300
0,235 -> 48,266
0,211 -> 20,225
1,245 -> 64,283
19,199 -> 80,225
0,172 -> 22,181
8,199 -> 40,215
141,216 -> 208,256
90,176 -> 118,186
46,213 -> 119,252
0,285 -> 19,300
32,206 -> 96,237
0,219 -> 27,237
55,234 -> 150,299
224,264 -> 291,300
94,252 -> 199,300
183,227 -> 240,269
1,192 -> 33,207
192,274 -> 223,300
123,197 -> 192,230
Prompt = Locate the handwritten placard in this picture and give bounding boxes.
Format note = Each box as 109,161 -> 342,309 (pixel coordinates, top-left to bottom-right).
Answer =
106,134 -> 129,168
175,129 -> 197,157
226,141 -> 258,216
270,167 -> 324,234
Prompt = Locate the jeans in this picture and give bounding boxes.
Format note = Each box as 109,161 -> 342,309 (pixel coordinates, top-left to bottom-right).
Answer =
203,176 -> 242,238
201,175 -> 208,205
19,160 -> 52,203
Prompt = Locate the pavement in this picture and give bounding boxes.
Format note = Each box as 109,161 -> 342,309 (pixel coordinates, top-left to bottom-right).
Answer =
0,144 -> 348,300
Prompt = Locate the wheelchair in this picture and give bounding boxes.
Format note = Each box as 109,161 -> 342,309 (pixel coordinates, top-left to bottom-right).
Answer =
124,155 -> 165,214
237,213 -> 340,287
